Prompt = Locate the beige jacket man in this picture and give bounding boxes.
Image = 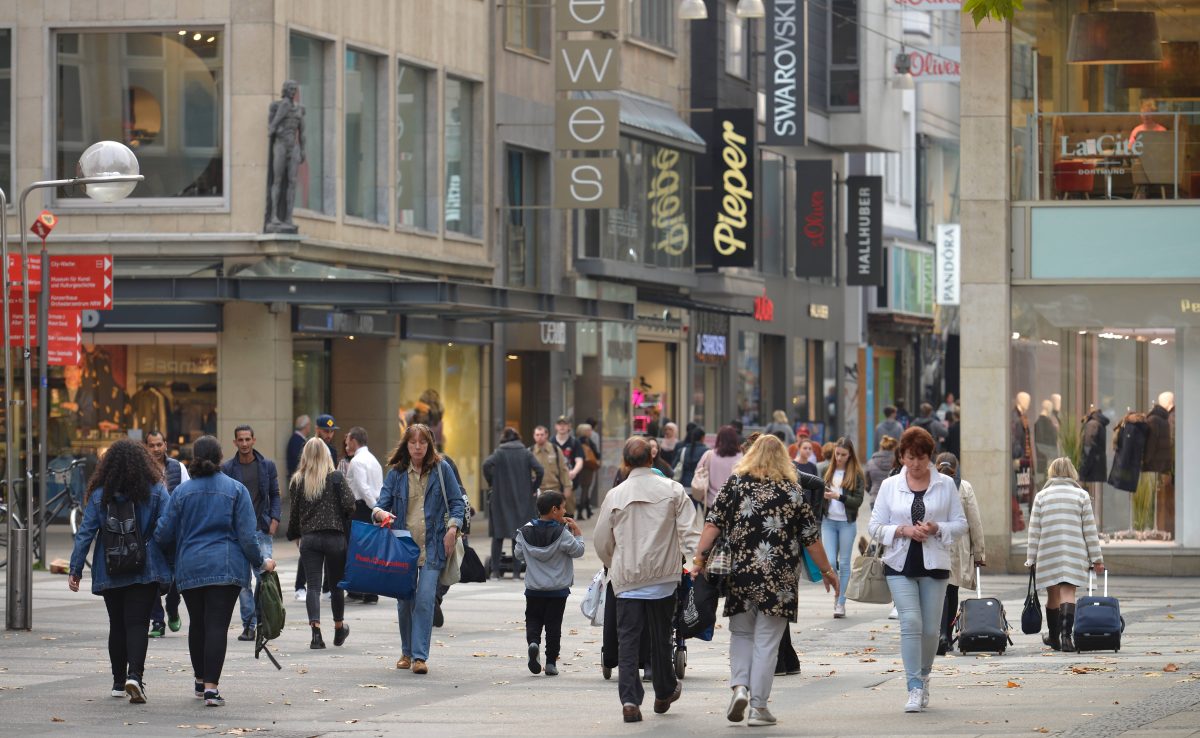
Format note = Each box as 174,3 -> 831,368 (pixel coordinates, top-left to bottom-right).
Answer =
594,466 -> 699,595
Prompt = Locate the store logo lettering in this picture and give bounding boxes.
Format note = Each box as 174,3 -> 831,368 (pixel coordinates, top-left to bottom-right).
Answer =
1060,135 -> 1143,158
648,148 -> 689,256
697,333 -> 727,357
770,0 -> 799,138
1182,299 -> 1200,314
855,186 -> 873,275
803,190 -> 826,250
539,321 -> 567,345
713,121 -> 753,257
754,294 -> 774,322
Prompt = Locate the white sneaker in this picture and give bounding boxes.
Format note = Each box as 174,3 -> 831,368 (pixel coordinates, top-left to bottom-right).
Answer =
294,589 -> 307,602
321,590 -> 332,602
921,677 -> 930,707
889,606 -> 899,619
747,707 -> 777,726
833,602 -> 846,618
727,685 -> 750,723
905,687 -> 924,713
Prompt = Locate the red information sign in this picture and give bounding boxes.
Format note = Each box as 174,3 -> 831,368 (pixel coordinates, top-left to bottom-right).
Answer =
49,255 -> 113,309
7,308 -> 81,347
47,309 -> 83,366
6,253 -> 42,289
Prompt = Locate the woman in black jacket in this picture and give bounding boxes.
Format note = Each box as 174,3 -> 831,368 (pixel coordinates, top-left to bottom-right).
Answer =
677,426 -> 708,490
287,437 -> 355,649
482,428 -> 544,578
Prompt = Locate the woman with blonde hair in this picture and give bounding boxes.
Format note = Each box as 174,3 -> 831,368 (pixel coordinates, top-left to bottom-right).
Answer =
821,437 -> 867,619
287,436 -> 355,649
1026,457 -> 1104,652
695,435 -> 836,728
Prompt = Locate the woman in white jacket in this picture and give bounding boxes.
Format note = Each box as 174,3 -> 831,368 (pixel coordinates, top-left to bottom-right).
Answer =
868,427 -> 967,714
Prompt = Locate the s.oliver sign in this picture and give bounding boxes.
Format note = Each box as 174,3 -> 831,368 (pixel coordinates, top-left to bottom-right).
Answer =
765,0 -> 806,147
696,108 -> 756,268
795,159 -> 833,278
890,0 -> 961,8
894,46 -> 961,83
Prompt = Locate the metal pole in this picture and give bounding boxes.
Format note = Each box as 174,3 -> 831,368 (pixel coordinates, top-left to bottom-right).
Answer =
0,186 -> 26,631
37,215 -> 49,569
18,186 -> 36,576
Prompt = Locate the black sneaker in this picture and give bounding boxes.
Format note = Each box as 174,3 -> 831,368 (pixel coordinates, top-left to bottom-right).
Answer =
528,643 -> 542,674
204,689 -> 224,707
125,677 -> 146,704
194,681 -> 204,699
237,626 -> 255,642
334,623 -> 350,647
111,679 -> 126,698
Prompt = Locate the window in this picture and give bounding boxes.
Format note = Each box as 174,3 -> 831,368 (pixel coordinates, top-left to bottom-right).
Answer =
55,31 -> 224,199
445,77 -> 481,237
737,331 -> 761,426
506,1 -> 550,57
345,48 -> 385,223
760,153 -> 785,275
632,0 -> 675,50
828,0 -> 859,108
0,29 -> 10,196
506,148 -> 544,288
397,61 -> 436,230
888,244 -> 935,316
289,34 -> 333,215
725,1 -> 749,79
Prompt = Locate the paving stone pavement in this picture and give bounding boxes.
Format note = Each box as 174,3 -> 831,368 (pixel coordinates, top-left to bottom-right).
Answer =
1,523 -> 1198,737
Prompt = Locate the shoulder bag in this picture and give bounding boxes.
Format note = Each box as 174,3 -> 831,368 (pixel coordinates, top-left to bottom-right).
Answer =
436,462 -> 465,587
702,474 -> 739,577
690,450 -> 711,503
845,531 -> 891,604
1021,566 -> 1042,634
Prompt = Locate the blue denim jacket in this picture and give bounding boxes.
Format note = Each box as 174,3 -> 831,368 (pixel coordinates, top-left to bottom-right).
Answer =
375,459 -> 466,571
154,471 -> 265,591
69,484 -> 173,594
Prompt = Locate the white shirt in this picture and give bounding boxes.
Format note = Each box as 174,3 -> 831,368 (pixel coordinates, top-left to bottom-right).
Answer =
346,445 -> 384,507
827,468 -> 848,521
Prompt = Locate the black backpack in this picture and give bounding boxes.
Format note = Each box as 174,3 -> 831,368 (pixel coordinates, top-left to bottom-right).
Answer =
102,498 -> 147,575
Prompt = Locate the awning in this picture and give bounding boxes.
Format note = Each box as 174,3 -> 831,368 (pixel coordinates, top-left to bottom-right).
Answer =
637,289 -> 753,317
576,90 -> 707,154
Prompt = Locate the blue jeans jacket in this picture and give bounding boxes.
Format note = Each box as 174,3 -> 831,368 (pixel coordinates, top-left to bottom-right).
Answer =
375,460 -> 466,571
69,484 -> 173,594
154,471 -> 265,591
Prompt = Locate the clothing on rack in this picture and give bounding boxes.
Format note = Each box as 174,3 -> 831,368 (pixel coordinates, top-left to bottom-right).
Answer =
1078,409 -> 1109,484
1108,412 -> 1148,493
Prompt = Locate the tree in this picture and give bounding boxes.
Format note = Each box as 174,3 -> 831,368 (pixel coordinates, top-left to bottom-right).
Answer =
963,0 -> 1023,25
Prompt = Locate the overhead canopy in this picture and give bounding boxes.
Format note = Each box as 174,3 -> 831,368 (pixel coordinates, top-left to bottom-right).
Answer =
576,90 -> 707,154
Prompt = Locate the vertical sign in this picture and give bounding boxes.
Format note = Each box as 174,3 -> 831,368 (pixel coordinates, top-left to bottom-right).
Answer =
935,223 -> 961,305
845,176 -> 883,286
696,109 -> 756,268
795,159 -> 833,277
765,0 -> 806,146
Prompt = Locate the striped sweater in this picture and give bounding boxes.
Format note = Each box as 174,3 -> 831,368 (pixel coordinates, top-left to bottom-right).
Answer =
1026,479 -> 1103,589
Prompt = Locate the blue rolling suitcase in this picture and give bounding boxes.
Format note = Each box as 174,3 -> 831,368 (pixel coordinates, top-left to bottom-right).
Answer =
1073,571 -> 1123,653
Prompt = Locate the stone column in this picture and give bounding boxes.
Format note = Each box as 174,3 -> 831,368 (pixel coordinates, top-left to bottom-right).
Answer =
332,337 -> 403,469
1177,327 -> 1199,548
960,17 -> 1014,570
218,302 -> 293,468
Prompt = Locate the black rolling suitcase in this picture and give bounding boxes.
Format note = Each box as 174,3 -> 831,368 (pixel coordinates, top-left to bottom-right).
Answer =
484,552 -> 525,579
954,568 -> 1013,655
1073,571 -> 1123,653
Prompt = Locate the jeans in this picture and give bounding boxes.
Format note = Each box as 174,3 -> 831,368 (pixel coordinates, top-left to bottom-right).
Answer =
822,518 -> 857,606
300,530 -> 347,624
238,530 -> 273,628
101,583 -> 159,682
149,581 -> 181,625
525,595 -> 568,662
887,575 -> 949,690
615,594 -> 677,707
181,584 -> 241,685
729,607 -> 787,708
396,564 -> 440,661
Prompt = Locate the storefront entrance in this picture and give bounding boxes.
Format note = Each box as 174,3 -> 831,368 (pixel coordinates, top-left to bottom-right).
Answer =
504,351 -> 552,443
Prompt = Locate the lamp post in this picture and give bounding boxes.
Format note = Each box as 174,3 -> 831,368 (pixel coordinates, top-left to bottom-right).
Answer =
5,141 -> 142,630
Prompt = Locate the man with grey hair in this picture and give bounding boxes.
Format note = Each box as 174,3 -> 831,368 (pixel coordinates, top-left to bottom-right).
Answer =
286,414 -> 311,479
594,437 -> 699,723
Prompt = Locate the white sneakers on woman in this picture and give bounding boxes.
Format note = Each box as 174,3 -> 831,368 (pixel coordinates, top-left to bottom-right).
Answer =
747,707 -> 777,726
905,687 -> 925,713
833,603 -> 846,618
921,676 -> 931,707
727,686 -> 750,722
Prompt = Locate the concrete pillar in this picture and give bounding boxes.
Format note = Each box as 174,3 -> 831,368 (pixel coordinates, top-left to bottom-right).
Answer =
960,18 -> 1014,570
331,337 -> 403,468
217,302 -> 293,468
1178,328 -> 1199,548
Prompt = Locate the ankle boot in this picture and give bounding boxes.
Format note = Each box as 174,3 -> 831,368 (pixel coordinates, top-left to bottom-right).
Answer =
310,625 -> 326,649
1043,607 -> 1061,650
1059,604 -> 1076,652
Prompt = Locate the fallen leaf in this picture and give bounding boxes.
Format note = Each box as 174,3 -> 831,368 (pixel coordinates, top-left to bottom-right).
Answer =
1034,728 -> 1050,733
344,719 -> 359,724
51,717 -> 65,723
1144,672 -> 1162,678
177,726 -> 192,730
1167,614 -> 1176,619
1006,681 -> 1021,688
859,658 -> 877,663
1164,663 -> 1179,672
357,683 -> 389,689
195,726 -> 214,731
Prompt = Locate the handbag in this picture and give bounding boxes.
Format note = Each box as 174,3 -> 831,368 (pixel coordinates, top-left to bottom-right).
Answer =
690,450 -> 710,502
799,548 -> 823,583
436,462 -> 465,587
337,521 -> 421,600
1021,566 -> 1042,635
458,540 -> 487,583
580,569 -> 606,626
678,572 -> 718,641
846,532 -> 891,604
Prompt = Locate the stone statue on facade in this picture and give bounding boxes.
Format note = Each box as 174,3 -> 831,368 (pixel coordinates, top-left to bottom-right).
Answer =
264,80 -> 305,233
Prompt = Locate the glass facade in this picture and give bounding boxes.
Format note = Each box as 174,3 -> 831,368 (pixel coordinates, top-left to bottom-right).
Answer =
345,48 -> 384,222
289,34 -> 331,214
397,61 -> 436,230
632,0 -> 675,50
760,154 -> 786,275
445,77 -> 481,237
829,0 -> 860,109
505,148 -> 543,288
725,0 -> 749,79
505,0 -> 550,57
736,331 -> 761,426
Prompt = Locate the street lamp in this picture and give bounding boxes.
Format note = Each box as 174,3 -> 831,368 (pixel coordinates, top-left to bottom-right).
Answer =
735,0 -> 766,18
5,140 -> 142,631
679,0 -> 709,20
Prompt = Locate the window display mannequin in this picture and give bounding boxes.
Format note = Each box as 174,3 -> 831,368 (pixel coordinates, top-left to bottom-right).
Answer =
1034,398 -> 1060,483
1078,405 -> 1110,484
1011,391 -> 1033,532
1147,391 -> 1175,534
1108,410 -> 1148,493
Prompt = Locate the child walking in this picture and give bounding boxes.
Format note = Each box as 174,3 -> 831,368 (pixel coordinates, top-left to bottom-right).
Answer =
515,490 -> 586,676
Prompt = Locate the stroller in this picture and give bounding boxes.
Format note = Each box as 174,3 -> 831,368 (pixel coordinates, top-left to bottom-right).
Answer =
600,571 -> 701,681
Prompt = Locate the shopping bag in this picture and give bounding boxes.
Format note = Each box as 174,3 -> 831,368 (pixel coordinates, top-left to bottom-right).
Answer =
458,540 -> 487,583
337,521 -> 420,600
580,569 -> 606,624
799,549 -> 823,583
846,534 -> 891,604
678,572 -> 718,641
1021,566 -> 1042,635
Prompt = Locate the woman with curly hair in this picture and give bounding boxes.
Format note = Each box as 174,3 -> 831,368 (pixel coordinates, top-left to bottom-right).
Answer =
68,439 -> 173,704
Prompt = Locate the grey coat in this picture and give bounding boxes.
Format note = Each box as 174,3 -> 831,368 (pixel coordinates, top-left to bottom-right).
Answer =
483,440 -> 544,540
515,520 -> 586,592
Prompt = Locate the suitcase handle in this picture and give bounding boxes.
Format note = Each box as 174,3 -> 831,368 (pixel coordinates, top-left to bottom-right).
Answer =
1087,569 -> 1109,597
976,566 -> 982,599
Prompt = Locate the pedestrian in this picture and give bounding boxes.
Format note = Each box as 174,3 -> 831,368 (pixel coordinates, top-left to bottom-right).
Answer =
936,393 -> 957,422
792,438 -> 818,477
933,452 -> 985,656
576,423 -> 601,519
372,423 -> 466,675
868,426 -> 967,713
647,437 -> 674,477
865,435 -> 898,509
658,422 -> 680,469
154,435 -> 277,707
145,429 -> 189,638
675,425 -> 708,491
777,460 -> 828,677
943,411 -> 961,460
314,413 -> 339,463
344,426 -> 384,604
287,437 -> 355,649
220,425 -> 281,642
286,414 -> 311,479
694,434 -> 838,727
894,399 -> 912,429
694,425 -> 743,508
764,409 -> 796,446
816,442 -> 836,476
875,406 -> 904,444
515,490 -> 586,677
551,416 -> 584,516
483,427 -> 544,579
529,425 -> 571,505
821,437 -> 866,619
912,403 -> 948,452
68,439 -> 172,704
1026,457 -> 1104,653
431,449 -> 469,629
594,436 -> 699,723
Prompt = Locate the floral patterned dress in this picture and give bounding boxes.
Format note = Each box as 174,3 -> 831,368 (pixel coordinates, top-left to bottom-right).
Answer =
706,474 -> 820,621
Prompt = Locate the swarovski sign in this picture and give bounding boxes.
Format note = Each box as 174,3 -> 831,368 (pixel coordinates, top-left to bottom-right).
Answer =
765,0 -> 806,146
935,224 -> 961,305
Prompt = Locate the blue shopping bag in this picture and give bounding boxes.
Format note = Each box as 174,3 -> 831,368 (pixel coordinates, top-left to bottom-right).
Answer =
337,521 -> 421,600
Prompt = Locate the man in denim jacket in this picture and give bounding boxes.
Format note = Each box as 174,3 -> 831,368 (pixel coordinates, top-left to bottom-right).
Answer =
221,424 -> 281,641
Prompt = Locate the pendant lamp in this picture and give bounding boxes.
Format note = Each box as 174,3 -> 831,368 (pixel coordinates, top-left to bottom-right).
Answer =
1067,10 -> 1162,64
1117,41 -> 1200,96
736,0 -> 766,18
679,0 -> 708,20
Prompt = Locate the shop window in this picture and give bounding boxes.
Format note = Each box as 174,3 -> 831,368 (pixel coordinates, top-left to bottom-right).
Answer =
55,30 -> 224,200
760,154 -> 785,275
345,48 -> 386,223
737,331 -> 761,427
791,338 -> 809,425
397,61 -> 437,230
506,147 -> 544,289
887,244 -> 935,317
725,0 -> 750,79
0,29 -> 11,197
632,0 -> 675,50
445,77 -> 482,237
506,0 -> 550,58
293,340 -> 331,443
289,33 -> 334,215
828,0 -> 859,109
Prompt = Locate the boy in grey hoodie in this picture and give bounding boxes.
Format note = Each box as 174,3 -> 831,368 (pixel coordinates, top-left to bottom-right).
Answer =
515,490 -> 586,676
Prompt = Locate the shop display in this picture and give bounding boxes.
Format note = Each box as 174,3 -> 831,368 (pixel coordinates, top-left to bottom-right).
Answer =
1033,398 -> 1060,484
1078,407 -> 1110,484
1011,392 -> 1032,532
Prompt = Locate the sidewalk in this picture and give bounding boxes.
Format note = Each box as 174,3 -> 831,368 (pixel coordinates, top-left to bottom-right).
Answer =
0,522 -> 1198,736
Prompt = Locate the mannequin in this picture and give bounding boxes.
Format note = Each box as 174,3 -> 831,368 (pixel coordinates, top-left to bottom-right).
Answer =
1147,390 -> 1175,533
1108,410 -> 1148,493
1051,393 -> 1063,425
1011,392 -> 1033,532
1034,398 -> 1060,482
1078,404 -> 1110,484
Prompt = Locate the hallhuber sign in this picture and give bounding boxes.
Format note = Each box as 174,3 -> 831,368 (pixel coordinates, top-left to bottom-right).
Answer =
765,0 -> 806,147
846,176 -> 882,287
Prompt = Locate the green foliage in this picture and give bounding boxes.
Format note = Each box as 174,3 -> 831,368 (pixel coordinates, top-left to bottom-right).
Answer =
1058,418 -> 1082,471
963,0 -> 1024,25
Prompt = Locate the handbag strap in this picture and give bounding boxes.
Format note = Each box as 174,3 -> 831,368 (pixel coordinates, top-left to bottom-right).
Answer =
435,461 -> 454,531
1026,565 -> 1037,596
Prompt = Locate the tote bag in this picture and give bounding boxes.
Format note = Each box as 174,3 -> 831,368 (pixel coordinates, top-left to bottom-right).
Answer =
338,521 -> 421,600
580,569 -> 606,626
436,463 -> 465,587
846,534 -> 891,604
458,540 -> 487,583
1021,566 -> 1043,635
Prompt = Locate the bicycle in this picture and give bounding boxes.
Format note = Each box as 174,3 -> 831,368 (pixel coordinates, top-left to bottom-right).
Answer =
28,457 -> 89,567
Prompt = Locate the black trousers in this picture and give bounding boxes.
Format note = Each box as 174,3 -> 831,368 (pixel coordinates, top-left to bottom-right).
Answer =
149,581 -> 181,625
181,584 -> 241,685
615,594 -> 677,707
101,582 -> 160,682
602,582 -> 649,669
301,530 -> 347,624
490,537 -> 516,575
776,625 -> 800,673
941,584 -> 960,641
525,595 -> 568,662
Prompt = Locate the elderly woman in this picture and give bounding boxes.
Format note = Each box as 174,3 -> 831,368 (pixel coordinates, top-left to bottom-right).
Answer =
1026,457 -> 1104,653
869,427 -> 966,713
658,422 -> 680,469
695,435 -> 838,728
483,427 -> 544,579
